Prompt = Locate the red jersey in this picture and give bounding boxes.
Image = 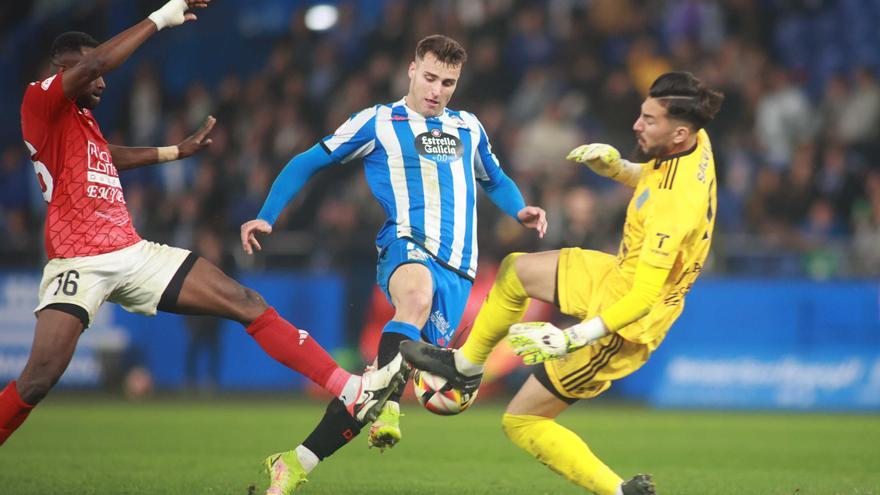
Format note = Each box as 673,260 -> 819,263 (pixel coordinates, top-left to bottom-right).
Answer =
20,71 -> 141,259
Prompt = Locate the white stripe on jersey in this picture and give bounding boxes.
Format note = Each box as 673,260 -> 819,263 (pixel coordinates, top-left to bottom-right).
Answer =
324,107 -> 377,158
440,118 -> 468,270
460,112 -> 490,180
459,112 -> 484,275
406,109 -> 442,254
375,105 -> 411,238
469,194 -> 479,276
344,141 -> 376,164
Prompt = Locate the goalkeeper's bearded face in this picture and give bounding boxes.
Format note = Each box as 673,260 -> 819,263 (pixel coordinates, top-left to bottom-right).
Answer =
406,52 -> 461,117
632,97 -> 693,159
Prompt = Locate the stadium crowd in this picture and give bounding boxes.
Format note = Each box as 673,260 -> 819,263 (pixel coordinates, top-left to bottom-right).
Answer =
1,0 -> 878,280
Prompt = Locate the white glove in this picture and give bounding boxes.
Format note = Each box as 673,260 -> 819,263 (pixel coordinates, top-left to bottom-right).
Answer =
149,0 -> 189,31
508,322 -> 572,365
567,143 -> 641,187
508,318 -> 609,365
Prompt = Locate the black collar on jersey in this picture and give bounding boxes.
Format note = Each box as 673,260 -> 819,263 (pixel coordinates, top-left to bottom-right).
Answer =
653,140 -> 699,169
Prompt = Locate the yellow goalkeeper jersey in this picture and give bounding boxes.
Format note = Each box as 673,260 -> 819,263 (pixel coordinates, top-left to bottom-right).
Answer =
612,129 -> 716,346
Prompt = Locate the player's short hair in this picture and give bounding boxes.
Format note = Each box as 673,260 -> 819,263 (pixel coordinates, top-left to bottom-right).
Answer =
415,35 -> 467,66
50,31 -> 99,60
649,72 -> 724,130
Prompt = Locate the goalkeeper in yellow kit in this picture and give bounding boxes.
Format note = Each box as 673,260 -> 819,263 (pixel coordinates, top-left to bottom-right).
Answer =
402,72 -> 724,495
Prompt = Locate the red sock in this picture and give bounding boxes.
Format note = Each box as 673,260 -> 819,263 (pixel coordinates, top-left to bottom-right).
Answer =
247,307 -> 353,397
0,381 -> 35,446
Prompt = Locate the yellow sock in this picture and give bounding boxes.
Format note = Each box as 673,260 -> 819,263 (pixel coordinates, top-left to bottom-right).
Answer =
460,253 -> 529,365
501,413 -> 622,495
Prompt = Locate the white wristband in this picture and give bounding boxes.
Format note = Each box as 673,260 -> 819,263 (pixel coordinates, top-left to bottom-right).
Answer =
148,0 -> 188,31
565,317 -> 609,349
157,145 -> 179,162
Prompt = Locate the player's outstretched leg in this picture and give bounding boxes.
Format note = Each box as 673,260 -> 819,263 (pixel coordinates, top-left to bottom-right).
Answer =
259,353 -> 409,495
347,354 -> 410,423
401,251 -> 559,393
159,255 -> 407,421
367,327 -> 415,450
263,450 -> 309,495
621,474 -> 656,495
366,263 -> 434,450
502,376 -> 633,495
399,341 -> 482,394
0,308 -> 83,446
367,401 -> 401,451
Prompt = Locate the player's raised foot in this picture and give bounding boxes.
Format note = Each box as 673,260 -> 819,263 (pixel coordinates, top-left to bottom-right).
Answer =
347,353 -> 410,423
399,341 -> 482,394
368,401 -> 403,451
263,451 -> 308,495
621,474 -> 656,495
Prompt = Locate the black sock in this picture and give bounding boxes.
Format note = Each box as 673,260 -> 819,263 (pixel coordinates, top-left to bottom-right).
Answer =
377,331 -> 411,403
301,398 -> 362,460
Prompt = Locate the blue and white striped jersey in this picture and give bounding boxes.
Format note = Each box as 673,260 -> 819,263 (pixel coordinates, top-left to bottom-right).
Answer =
320,98 -> 513,279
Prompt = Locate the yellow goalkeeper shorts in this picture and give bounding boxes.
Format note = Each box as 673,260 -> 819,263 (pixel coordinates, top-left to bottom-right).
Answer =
541,248 -> 658,400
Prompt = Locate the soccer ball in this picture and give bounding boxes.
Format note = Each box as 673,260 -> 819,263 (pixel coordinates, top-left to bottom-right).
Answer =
411,369 -> 478,416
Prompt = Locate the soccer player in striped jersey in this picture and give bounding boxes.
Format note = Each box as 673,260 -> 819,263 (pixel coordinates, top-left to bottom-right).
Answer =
1,0 -> 406,451
241,35 -> 546,493
402,72 -> 724,495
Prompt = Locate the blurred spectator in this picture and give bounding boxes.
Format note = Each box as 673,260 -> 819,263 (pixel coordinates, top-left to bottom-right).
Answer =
5,0 -> 880,281
838,67 -> 880,154
776,144 -> 818,229
128,63 -> 162,145
818,74 -> 850,141
626,35 -> 672,96
852,171 -> 880,274
662,0 -> 726,52
816,141 -> 862,223
754,68 -> 815,170
593,69 -> 642,150
511,101 -> 582,185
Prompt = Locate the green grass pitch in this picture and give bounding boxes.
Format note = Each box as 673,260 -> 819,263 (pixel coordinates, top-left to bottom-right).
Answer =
1,396 -> 878,494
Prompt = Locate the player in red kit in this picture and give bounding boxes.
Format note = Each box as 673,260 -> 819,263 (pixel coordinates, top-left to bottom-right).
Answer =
1,0 -> 406,448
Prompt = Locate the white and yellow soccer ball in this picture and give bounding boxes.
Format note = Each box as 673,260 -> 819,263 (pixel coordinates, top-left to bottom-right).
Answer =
411,369 -> 478,416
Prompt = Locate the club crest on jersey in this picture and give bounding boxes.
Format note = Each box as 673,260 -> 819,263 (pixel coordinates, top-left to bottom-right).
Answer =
414,129 -> 463,163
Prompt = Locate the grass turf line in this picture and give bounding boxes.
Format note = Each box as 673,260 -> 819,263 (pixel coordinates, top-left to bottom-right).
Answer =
0,397 -> 878,494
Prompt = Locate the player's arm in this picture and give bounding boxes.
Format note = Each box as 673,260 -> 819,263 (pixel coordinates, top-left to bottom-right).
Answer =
474,119 -> 547,238
109,116 -> 215,170
567,143 -> 644,187
241,107 -> 377,254
60,0 -> 209,100
240,144 -> 337,254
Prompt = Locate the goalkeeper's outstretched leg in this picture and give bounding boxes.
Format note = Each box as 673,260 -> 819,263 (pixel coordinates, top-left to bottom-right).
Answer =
502,375 -> 655,495
400,250 -> 561,390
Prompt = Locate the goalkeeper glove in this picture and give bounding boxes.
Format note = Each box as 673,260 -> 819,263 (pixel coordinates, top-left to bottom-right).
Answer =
567,143 -> 642,187
508,318 -> 609,365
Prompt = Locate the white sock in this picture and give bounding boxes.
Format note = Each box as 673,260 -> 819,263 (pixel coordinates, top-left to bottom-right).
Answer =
453,349 -> 484,376
614,484 -> 624,495
294,445 -> 320,474
338,375 -> 362,407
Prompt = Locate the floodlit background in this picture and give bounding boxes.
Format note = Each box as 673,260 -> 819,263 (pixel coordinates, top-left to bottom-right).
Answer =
0,0 -> 879,409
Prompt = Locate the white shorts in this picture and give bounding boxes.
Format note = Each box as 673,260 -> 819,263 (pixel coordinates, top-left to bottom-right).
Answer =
35,240 -> 192,327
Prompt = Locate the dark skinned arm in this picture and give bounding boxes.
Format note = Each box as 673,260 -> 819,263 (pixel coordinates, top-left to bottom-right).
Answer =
60,1 -> 209,100
109,116 -> 216,170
